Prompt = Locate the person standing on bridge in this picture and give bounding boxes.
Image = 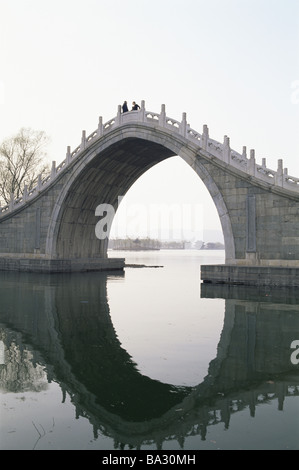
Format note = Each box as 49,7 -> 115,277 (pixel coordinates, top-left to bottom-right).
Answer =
122,101 -> 128,113
131,101 -> 140,111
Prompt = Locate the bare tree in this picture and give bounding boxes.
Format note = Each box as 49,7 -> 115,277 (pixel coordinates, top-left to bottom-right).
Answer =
0,128 -> 50,205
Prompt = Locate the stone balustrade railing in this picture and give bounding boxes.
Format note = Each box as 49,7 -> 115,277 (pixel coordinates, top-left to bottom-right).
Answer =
1,101 -> 298,217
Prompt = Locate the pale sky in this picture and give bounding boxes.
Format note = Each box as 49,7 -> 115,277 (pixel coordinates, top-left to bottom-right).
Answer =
1,0 -> 298,241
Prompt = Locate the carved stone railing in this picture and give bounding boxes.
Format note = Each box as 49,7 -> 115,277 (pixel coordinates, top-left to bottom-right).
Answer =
1,101 -> 298,217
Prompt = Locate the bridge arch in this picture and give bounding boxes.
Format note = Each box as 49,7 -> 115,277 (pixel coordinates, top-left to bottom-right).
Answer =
45,125 -> 234,261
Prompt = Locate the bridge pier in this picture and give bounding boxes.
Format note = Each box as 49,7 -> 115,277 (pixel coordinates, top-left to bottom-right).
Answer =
201,265 -> 299,287
0,257 -> 125,273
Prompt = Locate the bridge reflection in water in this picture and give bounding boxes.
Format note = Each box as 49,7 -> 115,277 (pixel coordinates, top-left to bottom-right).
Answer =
0,271 -> 298,449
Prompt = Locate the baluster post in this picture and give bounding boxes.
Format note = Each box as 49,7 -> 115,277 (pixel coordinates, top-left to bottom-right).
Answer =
248,149 -> 256,176
116,105 -> 122,125
140,100 -> 145,121
66,146 -> 71,164
223,136 -> 231,163
9,193 -> 14,212
275,159 -> 283,186
81,130 -> 86,150
37,174 -> 42,192
97,116 -> 103,137
180,112 -> 187,137
51,161 -> 56,179
284,167 -> 288,183
24,184 -> 28,202
159,104 -> 166,127
202,124 -> 209,150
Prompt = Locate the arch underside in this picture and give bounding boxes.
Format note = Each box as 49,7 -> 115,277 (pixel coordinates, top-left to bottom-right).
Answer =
55,138 -> 176,259
53,136 -> 233,261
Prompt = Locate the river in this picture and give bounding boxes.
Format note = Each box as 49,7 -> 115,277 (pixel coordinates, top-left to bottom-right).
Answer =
0,250 -> 298,450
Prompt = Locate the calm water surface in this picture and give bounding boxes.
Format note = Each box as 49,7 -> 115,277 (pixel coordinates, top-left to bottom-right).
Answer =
0,250 -> 298,450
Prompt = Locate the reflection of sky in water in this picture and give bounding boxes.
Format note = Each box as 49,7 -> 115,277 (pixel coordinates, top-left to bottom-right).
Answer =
1,383 -> 104,451
181,397 -> 299,451
108,251 -> 225,386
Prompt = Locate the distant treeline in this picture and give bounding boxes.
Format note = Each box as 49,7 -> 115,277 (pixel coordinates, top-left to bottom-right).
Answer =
108,238 -> 224,251
200,242 -> 225,250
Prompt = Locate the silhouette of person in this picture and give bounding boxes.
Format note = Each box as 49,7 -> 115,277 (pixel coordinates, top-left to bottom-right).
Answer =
131,101 -> 140,111
122,101 -> 128,113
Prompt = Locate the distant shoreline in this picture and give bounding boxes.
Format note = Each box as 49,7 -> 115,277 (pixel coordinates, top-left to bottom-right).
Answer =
109,238 -> 224,251
109,247 -> 225,252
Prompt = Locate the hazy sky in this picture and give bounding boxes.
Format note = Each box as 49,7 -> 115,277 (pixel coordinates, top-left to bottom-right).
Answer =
1,0 -> 298,240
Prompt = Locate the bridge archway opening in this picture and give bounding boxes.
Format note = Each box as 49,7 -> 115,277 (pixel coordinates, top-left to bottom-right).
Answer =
109,156 -> 224,249
51,135 -> 232,262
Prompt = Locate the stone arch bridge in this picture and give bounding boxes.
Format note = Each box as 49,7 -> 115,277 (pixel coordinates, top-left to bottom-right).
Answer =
1,101 -> 299,285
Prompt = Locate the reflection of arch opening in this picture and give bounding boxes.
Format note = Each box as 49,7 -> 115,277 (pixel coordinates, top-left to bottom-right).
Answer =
46,129 -> 235,261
